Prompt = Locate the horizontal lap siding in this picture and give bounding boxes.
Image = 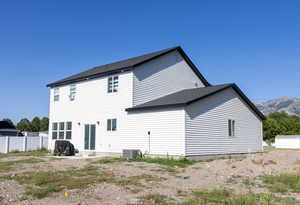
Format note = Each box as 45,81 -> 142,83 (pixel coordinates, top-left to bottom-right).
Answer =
122,108 -> 185,156
185,88 -> 262,156
49,72 -> 133,153
133,50 -> 204,106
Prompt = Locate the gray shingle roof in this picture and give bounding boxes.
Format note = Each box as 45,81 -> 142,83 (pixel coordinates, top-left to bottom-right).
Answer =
47,46 -> 210,87
126,84 -> 266,120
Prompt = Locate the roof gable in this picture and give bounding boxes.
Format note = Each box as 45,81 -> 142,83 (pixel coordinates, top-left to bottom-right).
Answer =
47,46 -> 210,87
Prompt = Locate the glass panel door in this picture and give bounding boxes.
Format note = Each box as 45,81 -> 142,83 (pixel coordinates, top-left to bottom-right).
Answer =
84,124 -> 90,150
84,124 -> 96,150
90,125 -> 96,150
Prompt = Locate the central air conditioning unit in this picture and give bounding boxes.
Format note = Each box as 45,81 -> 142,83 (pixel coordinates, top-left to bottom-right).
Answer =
122,149 -> 141,159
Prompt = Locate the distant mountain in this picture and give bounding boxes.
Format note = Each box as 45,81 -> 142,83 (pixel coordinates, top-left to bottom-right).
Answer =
255,97 -> 300,117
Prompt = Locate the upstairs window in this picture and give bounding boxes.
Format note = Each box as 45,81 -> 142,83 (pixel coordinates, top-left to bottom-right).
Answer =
54,88 -> 60,101
107,119 -> 117,131
228,119 -> 235,137
108,76 -> 119,93
69,84 -> 76,101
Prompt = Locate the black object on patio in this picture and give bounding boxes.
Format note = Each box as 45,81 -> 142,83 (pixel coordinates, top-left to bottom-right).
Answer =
54,140 -> 75,156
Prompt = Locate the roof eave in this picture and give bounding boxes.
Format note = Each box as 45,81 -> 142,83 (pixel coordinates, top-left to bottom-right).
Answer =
47,67 -> 133,88
125,103 -> 186,112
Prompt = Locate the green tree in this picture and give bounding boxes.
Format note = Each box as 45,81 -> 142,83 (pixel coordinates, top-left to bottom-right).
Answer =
263,118 -> 281,142
40,117 -> 49,131
2,118 -> 14,127
31,117 -> 41,132
263,112 -> 300,142
16,118 -> 31,131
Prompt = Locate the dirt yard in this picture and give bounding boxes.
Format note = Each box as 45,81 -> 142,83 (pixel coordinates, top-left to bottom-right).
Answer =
1,149 -> 300,205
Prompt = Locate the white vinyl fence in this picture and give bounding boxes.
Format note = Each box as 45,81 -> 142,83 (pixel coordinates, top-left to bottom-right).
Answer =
0,136 -> 48,153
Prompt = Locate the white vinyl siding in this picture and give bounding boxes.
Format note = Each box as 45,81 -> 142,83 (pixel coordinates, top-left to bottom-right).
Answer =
184,88 -> 263,156
122,108 -> 185,156
48,71 -> 133,153
133,50 -> 205,106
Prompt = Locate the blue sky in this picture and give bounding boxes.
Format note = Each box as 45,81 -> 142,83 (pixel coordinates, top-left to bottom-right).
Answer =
1,0 -> 300,123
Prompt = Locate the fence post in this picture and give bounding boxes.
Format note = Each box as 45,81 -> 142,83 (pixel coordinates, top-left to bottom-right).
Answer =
23,136 -> 27,152
5,136 -> 9,153
40,136 -> 43,149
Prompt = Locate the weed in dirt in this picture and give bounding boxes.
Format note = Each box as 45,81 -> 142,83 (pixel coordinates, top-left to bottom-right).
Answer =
0,158 -> 44,172
90,157 -> 127,164
134,194 -> 170,205
159,189 -> 297,205
262,173 -> 300,193
226,175 -> 242,184
130,157 -> 196,168
114,174 -> 165,187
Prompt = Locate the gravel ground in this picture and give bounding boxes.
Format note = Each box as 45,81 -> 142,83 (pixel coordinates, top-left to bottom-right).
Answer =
1,149 -> 300,204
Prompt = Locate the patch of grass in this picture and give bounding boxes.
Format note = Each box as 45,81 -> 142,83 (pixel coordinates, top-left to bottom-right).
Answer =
90,157 -> 127,164
130,157 -> 196,168
262,173 -> 300,193
0,148 -> 49,159
2,165 -> 164,199
0,158 -> 44,172
1,166 -> 113,198
159,189 -> 297,205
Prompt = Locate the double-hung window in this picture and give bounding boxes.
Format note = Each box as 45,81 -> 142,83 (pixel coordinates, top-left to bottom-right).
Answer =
107,119 -> 117,131
107,76 -> 119,93
54,88 -> 60,101
52,123 -> 58,139
228,119 -> 235,137
69,85 -> 76,101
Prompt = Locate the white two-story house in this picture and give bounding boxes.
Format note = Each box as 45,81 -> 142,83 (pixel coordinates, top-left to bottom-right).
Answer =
47,46 -> 265,157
